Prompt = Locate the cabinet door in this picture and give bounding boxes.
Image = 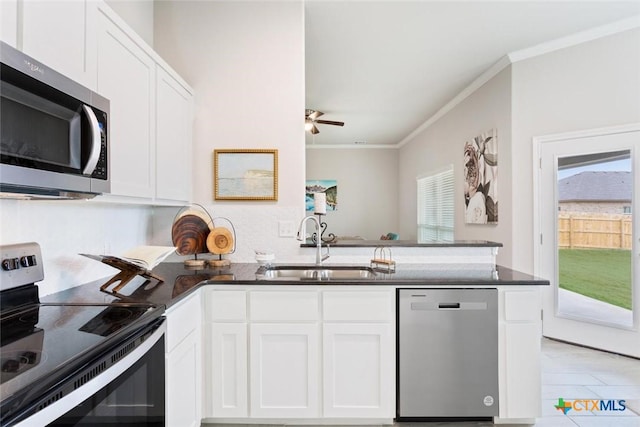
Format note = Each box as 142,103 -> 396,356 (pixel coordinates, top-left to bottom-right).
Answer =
207,323 -> 248,418
323,323 -> 393,418
502,290 -> 541,419
504,322 -> 541,418
0,0 -> 18,47
97,8 -> 155,198
166,329 -> 201,427
21,0 -> 96,89
155,66 -> 192,202
166,291 -> 201,353
249,323 -> 319,418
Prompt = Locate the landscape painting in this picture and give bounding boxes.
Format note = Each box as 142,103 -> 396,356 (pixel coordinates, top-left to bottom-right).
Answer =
214,149 -> 278,200
463,129 -> 498,224
305,179 -> 337,212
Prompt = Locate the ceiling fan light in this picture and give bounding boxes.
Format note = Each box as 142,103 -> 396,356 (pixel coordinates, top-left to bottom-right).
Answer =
304,120 -> 314,131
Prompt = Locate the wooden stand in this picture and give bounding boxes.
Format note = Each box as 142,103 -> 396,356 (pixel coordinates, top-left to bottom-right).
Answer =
184,258 -> 206,268
96,256 -> 164,295
208,258 -> 230,268
370,247 -> 396,273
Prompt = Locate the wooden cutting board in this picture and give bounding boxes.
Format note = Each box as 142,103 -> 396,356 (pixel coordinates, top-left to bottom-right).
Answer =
207,227 -> 234,255
171,214 -> 210,255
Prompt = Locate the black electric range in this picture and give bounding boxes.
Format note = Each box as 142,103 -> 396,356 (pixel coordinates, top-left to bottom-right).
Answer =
0,242 -> 165,425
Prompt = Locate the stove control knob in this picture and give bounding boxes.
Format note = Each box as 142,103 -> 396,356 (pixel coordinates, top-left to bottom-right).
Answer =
1,258 -> 20,271
22,351 -> 37,364
2,359 -> 20,373
20,255 -> 37,267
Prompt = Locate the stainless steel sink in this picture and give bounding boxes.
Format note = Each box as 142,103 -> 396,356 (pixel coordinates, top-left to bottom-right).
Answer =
260,265 -> 377,280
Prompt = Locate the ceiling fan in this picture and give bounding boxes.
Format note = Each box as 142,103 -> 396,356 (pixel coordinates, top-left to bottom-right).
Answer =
305,109 -> 344,134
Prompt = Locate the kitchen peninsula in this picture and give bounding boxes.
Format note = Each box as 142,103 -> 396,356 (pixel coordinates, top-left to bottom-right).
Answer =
43,240 -> 548,427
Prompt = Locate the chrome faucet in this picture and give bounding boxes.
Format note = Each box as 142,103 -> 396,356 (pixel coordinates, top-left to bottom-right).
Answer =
297,215 -> 330,266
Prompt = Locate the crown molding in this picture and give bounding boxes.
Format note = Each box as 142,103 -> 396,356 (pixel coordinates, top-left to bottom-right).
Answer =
396,15 -> 640,149
396,55 -> 512,148
508,15 -> 640,64
305,144 -> 397,150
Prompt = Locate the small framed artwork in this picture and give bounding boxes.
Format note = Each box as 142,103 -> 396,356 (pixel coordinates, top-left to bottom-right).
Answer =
214,149 -> 278,201
305,179 -> 338,212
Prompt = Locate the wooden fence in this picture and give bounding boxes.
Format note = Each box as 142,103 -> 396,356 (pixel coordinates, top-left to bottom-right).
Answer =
558,213 -> 632,250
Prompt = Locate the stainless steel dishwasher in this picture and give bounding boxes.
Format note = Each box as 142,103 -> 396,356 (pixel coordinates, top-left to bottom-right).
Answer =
397,288 -> 499,419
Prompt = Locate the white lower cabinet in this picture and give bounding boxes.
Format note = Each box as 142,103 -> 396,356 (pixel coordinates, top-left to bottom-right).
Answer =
321,290 -> 394,419
323,323 -> 392,418
207,322 -> 248,417
165,292 -> 202,427
166,330 -> 201,427
500,289 -> 542,420
250,323 -> 320,418
203,287 -> 395,422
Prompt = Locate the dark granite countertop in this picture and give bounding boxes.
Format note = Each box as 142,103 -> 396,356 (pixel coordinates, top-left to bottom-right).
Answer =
41,262 -> 549,309
301,240 -> 503,248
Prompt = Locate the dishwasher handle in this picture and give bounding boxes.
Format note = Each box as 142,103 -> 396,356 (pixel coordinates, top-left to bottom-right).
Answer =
438,302 -> 460,309
410,301 -> 488,311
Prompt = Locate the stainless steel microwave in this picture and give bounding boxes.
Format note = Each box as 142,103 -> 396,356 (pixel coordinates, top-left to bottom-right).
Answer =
1,41 -> 109,199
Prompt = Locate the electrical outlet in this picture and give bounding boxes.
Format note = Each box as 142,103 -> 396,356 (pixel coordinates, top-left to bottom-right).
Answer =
278,220 -> 296,237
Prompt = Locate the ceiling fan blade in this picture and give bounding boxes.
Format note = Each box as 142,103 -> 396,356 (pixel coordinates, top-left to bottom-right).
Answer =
308,110 -> 324,120
310,124 -> 320,134
315,119 -> 344,127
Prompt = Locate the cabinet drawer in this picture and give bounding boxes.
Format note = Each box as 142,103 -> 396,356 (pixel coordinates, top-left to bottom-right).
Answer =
250,291 -> 319,321
206,290 -> 246,322
323,291 -> 392,322
166,291 -> 201,352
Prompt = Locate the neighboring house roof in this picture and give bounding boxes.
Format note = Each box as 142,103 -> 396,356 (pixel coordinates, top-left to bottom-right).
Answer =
558,171 -> 631,202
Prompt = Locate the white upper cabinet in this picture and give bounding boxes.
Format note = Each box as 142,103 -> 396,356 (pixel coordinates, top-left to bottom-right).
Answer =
0,0 -> 18,47
155,65 -> 192,203
97,6 -> 155,199
2,0 -> 194,204
21,0 -> 97,89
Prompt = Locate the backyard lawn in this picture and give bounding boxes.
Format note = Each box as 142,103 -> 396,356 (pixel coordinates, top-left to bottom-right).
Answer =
559,248 -> 632,310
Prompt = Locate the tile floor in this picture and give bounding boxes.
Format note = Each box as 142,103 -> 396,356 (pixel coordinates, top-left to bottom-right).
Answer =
537,338 -> 640,427
203,338 -> 640,427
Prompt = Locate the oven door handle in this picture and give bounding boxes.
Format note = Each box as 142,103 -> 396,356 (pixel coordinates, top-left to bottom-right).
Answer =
81,105 -> 102,176
12,319 -> 166,427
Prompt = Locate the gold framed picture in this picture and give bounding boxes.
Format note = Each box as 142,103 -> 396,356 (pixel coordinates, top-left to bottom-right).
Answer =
214,149 -> 278,201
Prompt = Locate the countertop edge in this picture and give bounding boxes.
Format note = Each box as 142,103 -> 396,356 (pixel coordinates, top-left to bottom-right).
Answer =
42,263 -> 550,310
301,240 -> 504,248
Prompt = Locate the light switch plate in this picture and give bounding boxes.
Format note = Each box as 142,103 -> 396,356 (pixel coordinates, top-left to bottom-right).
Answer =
278,220 -> 295,237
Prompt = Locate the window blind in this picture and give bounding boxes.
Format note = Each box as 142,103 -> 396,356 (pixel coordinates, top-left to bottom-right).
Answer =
417,166 -> 454,242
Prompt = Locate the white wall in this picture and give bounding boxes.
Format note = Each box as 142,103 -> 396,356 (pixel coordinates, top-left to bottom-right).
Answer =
398,67 -> 513,266
153,1 -> 306,262
511,28 -> 640,273
0,199 -> 153,296
306,147 -> 398,240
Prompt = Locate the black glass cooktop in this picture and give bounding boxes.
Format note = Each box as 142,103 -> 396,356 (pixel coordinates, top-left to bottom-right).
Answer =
0,301 -> 163,405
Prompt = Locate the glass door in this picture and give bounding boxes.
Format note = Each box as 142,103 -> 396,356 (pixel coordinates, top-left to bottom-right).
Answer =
537,127 -> 640,357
